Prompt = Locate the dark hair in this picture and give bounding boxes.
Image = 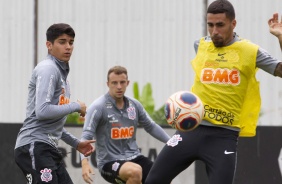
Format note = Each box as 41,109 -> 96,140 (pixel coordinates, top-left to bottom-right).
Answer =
107,66 -> 128,81
46,23 -> 75,43
207,0 -> 235,20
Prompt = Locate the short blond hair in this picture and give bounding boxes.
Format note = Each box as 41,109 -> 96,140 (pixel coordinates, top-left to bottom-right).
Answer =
107,66 -> 128,81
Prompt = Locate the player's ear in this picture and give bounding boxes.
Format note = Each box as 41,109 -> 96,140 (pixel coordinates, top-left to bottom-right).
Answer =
127,80 -> 130,86
46,41 -> 52,50
231,19 -> 236,29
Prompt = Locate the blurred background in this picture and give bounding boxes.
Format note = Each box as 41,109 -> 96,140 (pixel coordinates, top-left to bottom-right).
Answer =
2,0 -> 282,183
2,0 -> 282,125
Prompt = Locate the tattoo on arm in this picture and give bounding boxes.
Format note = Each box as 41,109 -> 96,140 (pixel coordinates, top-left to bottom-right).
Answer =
274,62 -> 282,77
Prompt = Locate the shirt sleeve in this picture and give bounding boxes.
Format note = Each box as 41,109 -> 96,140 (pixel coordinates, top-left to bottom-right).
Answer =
80,103 -> 102,160
80,103 -> 103,141
61,128 -> 80,148
34,65 -> 81,120
135,101 -> 171,143
194,39 -> 200,53
256,47 -> 280,75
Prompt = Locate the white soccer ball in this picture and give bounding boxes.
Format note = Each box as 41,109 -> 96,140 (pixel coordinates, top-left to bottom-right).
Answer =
165,91 -> 204,132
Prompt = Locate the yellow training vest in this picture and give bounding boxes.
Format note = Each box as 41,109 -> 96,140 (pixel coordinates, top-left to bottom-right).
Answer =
191,37 -> 261,137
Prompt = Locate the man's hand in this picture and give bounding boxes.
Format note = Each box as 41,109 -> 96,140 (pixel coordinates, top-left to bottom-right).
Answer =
82,158 -> 95,184
77,99 -> 87,117
268,13 -> 282,38
77,140 -> 95,157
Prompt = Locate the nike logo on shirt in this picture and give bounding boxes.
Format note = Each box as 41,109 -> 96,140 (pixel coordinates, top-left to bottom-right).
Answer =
218,53 -> 226,56
108,114 -> 115,118
224,150 -> 235,154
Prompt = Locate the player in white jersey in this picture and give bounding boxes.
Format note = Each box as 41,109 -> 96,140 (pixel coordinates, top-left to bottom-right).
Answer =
80,66 -> 171,184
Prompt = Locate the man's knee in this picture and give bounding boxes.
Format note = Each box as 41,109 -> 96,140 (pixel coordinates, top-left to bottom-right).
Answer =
126,164 -> 142,181
120,162 -> 142,182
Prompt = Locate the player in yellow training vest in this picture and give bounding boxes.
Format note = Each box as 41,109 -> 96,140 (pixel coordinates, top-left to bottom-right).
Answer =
145,1 -> 282,184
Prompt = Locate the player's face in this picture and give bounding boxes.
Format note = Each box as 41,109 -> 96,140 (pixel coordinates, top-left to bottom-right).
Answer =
107,73 -> 129,100
46,34 -> 74,62
207,13 -> 236,47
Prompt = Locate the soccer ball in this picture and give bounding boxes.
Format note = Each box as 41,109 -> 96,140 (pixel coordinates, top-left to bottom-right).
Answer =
164,91 -> 204,132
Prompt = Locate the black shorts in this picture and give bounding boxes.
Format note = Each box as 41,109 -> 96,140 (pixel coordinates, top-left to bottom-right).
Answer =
100,155 -> 153,184
145,125 -> 239,184
14,142 -> 73,184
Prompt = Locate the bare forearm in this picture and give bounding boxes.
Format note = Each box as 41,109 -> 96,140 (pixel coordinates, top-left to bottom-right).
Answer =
82,158 -> 90,166
274,62 -> 282,77
278,35 -> 282,51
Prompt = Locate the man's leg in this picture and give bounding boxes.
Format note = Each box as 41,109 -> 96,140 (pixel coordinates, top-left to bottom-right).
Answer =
200,127 -> 238,184
129,155 -> 153,184
145,132 -> 198,184
15,144 -> 38,184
